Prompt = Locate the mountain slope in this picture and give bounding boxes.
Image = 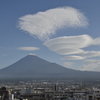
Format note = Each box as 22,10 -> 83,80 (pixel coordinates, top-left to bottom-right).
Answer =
0,55 -> 100,79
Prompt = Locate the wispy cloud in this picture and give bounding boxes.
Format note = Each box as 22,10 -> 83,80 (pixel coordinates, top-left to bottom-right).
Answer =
61,55 -> 84,60
61,51 -> 100,60
44,34 -> 93,55
78,51 -> 100,59
18,7 -> 88,40
63,62 -> 74,69
93,37 -> 100,45
17,47 -> 39,51
80,59 -> 100,71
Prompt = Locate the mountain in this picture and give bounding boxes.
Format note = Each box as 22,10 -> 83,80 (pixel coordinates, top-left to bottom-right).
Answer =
0,54 -> 100,79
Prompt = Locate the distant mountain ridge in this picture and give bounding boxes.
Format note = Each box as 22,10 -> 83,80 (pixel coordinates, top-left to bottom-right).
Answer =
0,55 -> 100,79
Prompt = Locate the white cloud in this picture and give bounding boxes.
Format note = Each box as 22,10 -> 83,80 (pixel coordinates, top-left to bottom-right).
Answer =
80,59 -> 100,71
44,35 -> 92,49
63,62 -> 74,69
56,48 -> 84,55
93,37 -> 100,45
78,51 -> 100,59
44,34 -> 100,58
61,51 -> 100,61
18,7 -> 88,40
44,34 -> 93,55
61,55 -> 84,60
17,47 -> 39,51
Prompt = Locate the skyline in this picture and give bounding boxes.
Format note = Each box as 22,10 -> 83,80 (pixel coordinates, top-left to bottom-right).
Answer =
0,0 -> 100,71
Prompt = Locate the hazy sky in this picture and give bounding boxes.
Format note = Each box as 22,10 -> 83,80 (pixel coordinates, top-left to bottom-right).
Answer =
0,0 -> 100,71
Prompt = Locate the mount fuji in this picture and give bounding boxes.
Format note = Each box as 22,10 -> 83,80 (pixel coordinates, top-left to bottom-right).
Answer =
0,54 -> 100,79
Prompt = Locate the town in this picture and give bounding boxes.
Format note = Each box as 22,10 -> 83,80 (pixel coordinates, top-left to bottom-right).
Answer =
0,79 -> 100,100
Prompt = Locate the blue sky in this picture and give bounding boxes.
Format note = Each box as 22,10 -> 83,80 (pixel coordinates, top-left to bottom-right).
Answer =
0,0 -> 100,71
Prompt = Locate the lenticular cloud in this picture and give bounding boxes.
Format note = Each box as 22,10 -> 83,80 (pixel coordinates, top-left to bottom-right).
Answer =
17,47 -> 39,51
44,34 -> 93,55
18,7 -> 88,40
